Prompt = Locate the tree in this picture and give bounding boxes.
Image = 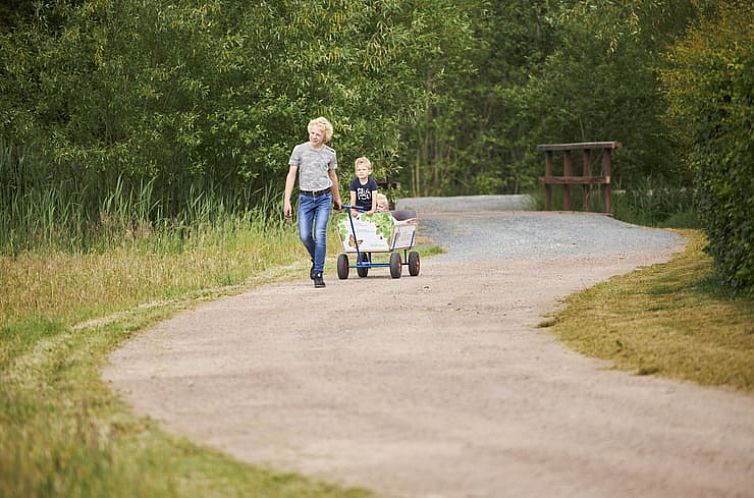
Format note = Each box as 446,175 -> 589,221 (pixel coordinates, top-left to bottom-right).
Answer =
508,0 -> 702,190
662,0 -> 754,293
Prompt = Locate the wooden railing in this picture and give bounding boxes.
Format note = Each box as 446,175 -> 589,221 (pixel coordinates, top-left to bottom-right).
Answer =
537,141 -> 622,214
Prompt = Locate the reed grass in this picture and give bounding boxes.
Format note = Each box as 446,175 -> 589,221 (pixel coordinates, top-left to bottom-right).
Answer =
0,210 -> 373,498
0,136 -> 288,255
1,139 -> 375,497
613,177 -> 699,228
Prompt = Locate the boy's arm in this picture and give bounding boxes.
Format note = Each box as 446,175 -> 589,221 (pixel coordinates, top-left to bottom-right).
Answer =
349,191 -> 358,216
367,190 -> 378,214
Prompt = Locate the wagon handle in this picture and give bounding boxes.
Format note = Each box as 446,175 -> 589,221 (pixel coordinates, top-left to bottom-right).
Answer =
341,204 -> 366,212
339,204 -> 366,259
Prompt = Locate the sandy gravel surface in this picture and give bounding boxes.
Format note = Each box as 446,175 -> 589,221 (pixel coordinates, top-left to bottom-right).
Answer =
102,210 -> 754,498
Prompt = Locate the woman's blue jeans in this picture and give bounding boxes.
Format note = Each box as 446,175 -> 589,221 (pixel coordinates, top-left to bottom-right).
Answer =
297,192 -> 332,275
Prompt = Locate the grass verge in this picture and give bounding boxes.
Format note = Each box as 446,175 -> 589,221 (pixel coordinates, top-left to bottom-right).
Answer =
541,230 -> 754,391
0,219 -> 384,498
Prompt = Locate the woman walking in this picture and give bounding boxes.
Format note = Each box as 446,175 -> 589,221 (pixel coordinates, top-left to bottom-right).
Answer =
283,117 -> 343,288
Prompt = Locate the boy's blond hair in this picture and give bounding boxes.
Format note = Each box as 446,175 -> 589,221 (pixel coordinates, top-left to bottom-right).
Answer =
307,117 -> 333,143
354,156 -> 372,171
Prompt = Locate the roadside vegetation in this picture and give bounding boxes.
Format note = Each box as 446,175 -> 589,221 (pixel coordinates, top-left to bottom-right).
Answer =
0,209 -> 378,498
535,181 -> 752,390
0,186 -> 442,498
541,230 -> 754,391
2,1 -> 753,497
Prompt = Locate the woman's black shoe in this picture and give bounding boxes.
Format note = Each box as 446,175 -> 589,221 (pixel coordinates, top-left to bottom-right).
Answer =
313,273 -> 326,288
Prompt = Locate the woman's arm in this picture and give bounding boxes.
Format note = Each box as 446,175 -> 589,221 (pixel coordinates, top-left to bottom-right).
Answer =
283,166 -> 297,218
328,169 -> 342,209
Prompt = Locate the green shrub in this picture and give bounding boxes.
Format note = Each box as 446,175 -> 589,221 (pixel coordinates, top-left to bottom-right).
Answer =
662,2 -> 754,294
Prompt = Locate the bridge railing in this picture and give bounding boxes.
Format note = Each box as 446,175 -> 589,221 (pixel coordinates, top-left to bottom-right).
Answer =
537,141 -> 622,214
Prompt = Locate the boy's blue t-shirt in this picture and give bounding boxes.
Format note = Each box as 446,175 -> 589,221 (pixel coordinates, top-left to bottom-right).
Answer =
350,177 -> 379,211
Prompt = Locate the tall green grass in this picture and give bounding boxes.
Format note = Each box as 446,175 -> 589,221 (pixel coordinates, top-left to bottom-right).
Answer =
613,177 -> 700,228
0,137 -> 285,255
1,138 -> 373,497
1,219 -> 371,498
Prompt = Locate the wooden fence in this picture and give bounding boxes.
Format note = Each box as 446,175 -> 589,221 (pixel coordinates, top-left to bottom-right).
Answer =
537,141 -> 622,214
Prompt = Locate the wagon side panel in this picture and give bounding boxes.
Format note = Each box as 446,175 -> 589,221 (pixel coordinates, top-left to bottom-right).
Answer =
336,213 -> 395,253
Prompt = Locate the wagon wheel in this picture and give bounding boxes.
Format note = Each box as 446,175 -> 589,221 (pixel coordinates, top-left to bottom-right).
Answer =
337,253 -> 349,280
389,252 -> 402,279
408,251 -> 421,276
357,252 -> 369,278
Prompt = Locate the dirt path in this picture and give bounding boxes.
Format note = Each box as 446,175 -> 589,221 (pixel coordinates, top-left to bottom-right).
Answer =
102,211 -> 754,498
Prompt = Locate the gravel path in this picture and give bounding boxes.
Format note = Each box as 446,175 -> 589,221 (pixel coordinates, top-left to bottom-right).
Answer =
419,211 -> 681,262
102,205 -> 754,498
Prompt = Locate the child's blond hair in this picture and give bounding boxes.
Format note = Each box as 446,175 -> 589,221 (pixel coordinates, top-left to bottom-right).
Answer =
376,193 -> 389,212
354,156 -> 372,171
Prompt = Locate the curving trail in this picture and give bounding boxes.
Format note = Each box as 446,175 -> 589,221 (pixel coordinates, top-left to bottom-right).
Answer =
102,211 -> 754,498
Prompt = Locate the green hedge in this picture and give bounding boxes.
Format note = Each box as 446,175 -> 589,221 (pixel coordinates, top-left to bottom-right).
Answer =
662,2 -> 754,294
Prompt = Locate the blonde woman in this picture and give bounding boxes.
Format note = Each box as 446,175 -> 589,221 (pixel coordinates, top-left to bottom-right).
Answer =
283,117 -> 343,288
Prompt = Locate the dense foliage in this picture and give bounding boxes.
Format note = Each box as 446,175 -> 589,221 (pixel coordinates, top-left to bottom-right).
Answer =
662,1 -> 754,294
1,0 -> 752,292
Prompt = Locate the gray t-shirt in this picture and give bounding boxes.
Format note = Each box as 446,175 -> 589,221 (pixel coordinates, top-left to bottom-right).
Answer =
288,143 -> 338,191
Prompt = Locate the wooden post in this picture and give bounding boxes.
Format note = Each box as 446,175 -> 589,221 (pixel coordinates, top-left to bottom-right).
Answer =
537,142 -> 620,214
603,149 -> 613,214
563,150 -> 572,211
582,149 -> 592,212
544,150 -> 553,211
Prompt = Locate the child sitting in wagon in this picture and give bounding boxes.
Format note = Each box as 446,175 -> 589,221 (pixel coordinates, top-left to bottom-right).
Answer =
349,157 -> 378,217
375,193 -> 390,213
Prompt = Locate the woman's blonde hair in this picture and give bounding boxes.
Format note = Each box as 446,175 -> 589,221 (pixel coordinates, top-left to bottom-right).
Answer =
307,117 -> 333,143
354,156 -> 372,171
